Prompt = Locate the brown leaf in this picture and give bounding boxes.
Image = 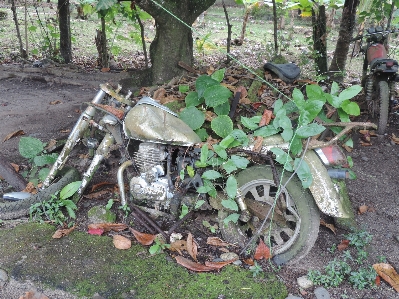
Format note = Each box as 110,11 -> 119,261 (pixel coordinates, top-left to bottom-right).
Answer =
22,182 -> 37,194
391,134 -> 399,144
153,87 -> 166,101
376,275 -> 381,286
170,240 -> 187,255
175,256 -> 215,272
337,239 -> 350,251
373,263 -> 399,292
113,235 -> 131,250
88,223 -> 128,233
52,226 -> 76,239
129,228 -> 156,245
50,100 -> 62,105
243,258 -> 254,266
91,182 -> 115,192
44,139 -> 57,151
3,129 -> 25,142
320,219 -> 336,234
10,163 -> 20,173
254,238 -> 271,260
18,290 -> 49,299
358,205 -> 368,214
187,232 -> 198,261
235,85 -> 248,99
206,237 -> 234,247
101,67 -> 110,72
205,259 -> 237,270
60,129 -> 71,134
83,190 -> 112,199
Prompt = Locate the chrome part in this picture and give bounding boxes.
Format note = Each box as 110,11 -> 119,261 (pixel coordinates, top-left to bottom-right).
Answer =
86,138 -> 99,149
102,114 -> 118,126
100,83 -> 133,106
2,192 -> 31,201
43,89 -> 106,188
77,133 -> 115,195
136,97 -> 177,116
314,148 -> 329,165
134,143 -> 167,173
123,102 -> 201,145
117,160 -> 133,206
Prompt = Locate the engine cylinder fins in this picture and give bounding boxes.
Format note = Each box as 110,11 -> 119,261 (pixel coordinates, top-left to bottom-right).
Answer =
134,142 -> 167,173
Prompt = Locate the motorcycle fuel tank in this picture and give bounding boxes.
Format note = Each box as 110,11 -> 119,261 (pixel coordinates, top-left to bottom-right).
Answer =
123,97 -> 201,146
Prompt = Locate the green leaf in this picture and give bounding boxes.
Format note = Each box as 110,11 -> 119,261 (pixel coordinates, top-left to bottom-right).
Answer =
195,200 -> 205,209
38,168 -> 50,182
186,165 -> 195,178
222,160 -> 237,174
106,199 -> 114,210
96,0 -> 117,11
230,155 -> 249,169
213,101 -> 230,116
281,128 -> 293,142
338,85 -> 362,101
211,68 -> 225,82
66,206 -> 76,219
206,156 -> 225,167
295,123 -> 326,138
338,108 -> 351,122
33,154 -> 58,167
300,99 -> 325,125
221,198 -> 238,211
19,137 -> 45,159
306,84 -> 324,99
330,81 -> 340,96
270,148 -> 293,171
59,181 -> 82,200
197,185 -> 212,194
292,88 -> 305,106
253,125 -> 279,137
213,144 -> 228,159
202,170 -> 223,180
341,100 -> 360,116
223,213 -> 240,225
179,85 -> 189,93
179,106 -> 205,130
204,85 -> 232,108
294,158 -> 313,188
290,136 -> 303,156
185,91 -> 203,107
230,129 -> 249,147
241,116 -> 260,130
203,179 -> 217,197
226,176 -> 237,198
179,204 -> 189,219
219,135 -> 235,149
195,128 -> 208,141
211,115 -> 233,138
196,75 -> 219,98
149,244 -> 160,254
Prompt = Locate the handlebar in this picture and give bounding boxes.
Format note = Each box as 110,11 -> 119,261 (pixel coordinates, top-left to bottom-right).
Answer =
351,28 -> 398,42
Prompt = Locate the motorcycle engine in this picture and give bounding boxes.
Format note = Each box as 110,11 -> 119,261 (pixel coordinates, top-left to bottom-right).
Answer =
129,142 -> 173,209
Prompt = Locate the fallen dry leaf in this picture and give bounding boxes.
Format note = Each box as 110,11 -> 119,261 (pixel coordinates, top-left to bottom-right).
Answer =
187,232 -> 198,261
88,228 -> 104,235
60,129 -> 71,134
170,240 -> 187,255
130,228 -> 156,245
44,139 -> 57,151
50,100 -> 62,105
254,238 -> 271,260
153,87 -> 166,100
235,85 -> 248,99
10,163 -> 20,173
88,223 -> 128,233
373,263 -> 399,292
83,189 -> 112,199
175,256 -> 215,272
358,205 -> 368,214
376,275 -> 381,286
22,182 -> 37,194
18,290 -> 49,299
205,259 -> 237,270
101,67 -> 110,72
113,235 -> 131,250
3,129 -> 25,142
91,182 -> 115,192
391,134 -> 399,144
320,219 -> 336,234
243,258 -> 254,266
337,239 -> 350,251
206,237 -> 234,247
52,225 -> 76,239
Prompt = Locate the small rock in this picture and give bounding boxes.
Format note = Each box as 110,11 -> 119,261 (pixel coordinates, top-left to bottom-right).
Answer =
394,235 -> 399,244
92,293 -> 106,299
361,156 -> 369,162
87,205 -> 116,224
285,295 -> 303,299
220,252 -> 239,261
0,269 -> 8,288
297,275 -> 313,289
314,286 -> 331,299
233,260 -> 242,266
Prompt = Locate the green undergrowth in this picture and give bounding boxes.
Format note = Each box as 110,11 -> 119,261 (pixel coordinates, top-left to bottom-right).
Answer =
0,223 -> 287,299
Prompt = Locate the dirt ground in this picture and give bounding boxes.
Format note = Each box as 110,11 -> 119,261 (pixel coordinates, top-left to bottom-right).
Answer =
1,70 -> 399,299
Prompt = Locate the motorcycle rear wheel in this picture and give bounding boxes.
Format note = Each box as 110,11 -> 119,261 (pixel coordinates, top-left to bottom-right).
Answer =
220,165 -> 320,265
0,167 -> 81,220
376,80 -> 389,135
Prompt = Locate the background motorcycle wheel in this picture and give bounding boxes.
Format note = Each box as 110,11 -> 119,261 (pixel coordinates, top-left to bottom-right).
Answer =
0,167 -> 81,220
219,165 -> 320,265
376,80 -> 389,135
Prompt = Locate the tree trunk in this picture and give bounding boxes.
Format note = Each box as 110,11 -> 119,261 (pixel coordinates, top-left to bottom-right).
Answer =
10,0 -> 27,58
328,0 -> 360,82
272,0 -> 278,54
136,0 -> 215,84
58,0 -> 72,63
312,5 -> 327,76
239,7 -> 250,45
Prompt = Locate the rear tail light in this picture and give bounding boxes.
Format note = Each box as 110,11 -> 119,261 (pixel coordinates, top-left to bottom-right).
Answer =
314,145 -> 348,167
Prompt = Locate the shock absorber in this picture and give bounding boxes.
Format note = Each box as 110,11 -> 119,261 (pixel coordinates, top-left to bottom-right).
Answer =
366,76 -> 373,101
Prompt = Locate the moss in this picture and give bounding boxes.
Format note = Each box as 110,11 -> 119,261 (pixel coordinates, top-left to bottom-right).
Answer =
0,223 -> 287,299
247,68 -> 265,103
164,100 -> 186,113
87,205 -> 116,223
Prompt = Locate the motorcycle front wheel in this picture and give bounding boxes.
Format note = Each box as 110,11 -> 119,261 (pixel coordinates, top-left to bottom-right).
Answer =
220,165 -> 320,265
0,167 -> 81,220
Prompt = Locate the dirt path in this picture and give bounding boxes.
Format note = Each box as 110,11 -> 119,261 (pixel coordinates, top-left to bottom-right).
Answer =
1,75 -> 399,299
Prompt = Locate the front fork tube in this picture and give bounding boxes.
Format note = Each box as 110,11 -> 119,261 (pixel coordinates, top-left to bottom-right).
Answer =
77,133 -> 115,196
42,89 -> 106,188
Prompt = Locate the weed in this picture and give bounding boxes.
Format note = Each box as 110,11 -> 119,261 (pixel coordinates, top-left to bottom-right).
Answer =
105,199 -> 114,210
348,266 -> 377,290
249,261 -> 264,277
118,203 -> 131,218
345,230 -> 372,250
328,243 -> 337,254
149,237 -> 170,255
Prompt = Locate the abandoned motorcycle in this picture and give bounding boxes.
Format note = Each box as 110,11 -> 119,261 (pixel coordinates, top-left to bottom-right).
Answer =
353,25 -> 399,135
0,83 -> 359,265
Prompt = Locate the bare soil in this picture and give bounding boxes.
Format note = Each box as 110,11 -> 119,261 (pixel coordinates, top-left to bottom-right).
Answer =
1,68 -> 399,299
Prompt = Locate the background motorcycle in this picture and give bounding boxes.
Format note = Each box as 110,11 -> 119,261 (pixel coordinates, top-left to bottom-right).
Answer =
0,83 -> 364,265
354,25 -> 399,135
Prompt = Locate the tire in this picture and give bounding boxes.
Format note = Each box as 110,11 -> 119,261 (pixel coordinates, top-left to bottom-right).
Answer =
220,165 -> 320,265
0,167 -> 81,220
376,80 -> 390,135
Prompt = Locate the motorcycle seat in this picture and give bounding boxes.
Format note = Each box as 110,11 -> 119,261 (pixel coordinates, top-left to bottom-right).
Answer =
370,58 -> 398,70
263,62 -> 301,83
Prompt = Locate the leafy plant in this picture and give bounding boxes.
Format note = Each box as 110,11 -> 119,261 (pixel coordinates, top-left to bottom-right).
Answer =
348,266 -> 377,290
249,261 -> 264,277
105,199 -> 114,210
18,136 -> 58,184
118,203 -> 131,217
29,180 -> 81,227
202,220 -> 218,233
149,237 -> 170,255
